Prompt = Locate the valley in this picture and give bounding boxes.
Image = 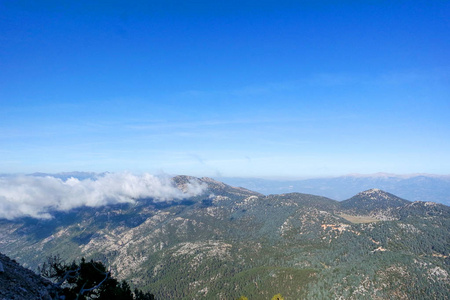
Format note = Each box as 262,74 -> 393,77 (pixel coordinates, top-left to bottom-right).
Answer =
1,176 -> 449,299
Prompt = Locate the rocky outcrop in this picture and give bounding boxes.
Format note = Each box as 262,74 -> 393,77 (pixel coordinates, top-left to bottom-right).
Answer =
0,252 -> 57,300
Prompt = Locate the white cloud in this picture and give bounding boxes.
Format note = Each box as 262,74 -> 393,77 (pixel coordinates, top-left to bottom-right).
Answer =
0,173 -> 206,220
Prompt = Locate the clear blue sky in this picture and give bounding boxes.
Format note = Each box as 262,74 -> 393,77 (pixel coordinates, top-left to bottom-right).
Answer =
1,1 -> 449,178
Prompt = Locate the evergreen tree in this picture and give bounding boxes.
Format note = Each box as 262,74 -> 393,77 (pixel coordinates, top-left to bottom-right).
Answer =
40,255 -> 154,300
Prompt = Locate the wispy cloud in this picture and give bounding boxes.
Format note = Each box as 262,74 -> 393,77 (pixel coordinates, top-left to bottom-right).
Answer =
177,68 -> 449,97
0,173 -> 206,220
307,69 -> 449,87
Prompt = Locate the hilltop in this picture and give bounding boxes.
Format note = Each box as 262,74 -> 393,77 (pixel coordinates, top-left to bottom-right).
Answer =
0,176 -> 449,299
218,174 -> 450,205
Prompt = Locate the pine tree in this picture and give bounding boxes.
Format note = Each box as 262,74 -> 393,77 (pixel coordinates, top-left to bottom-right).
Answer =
40,255 -> 154,300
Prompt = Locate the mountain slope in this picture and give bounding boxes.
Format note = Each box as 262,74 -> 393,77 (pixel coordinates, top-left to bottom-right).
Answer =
0,178 -> 449,299
218,174 -> 450,205
340,188 -> 411,215
0,252 -> 56,300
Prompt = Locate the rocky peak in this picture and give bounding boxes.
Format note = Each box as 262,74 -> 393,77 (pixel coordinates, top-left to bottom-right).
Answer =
172,175 -> 200,185
355,188 -> 392,200
171,175 -> 207,194
340,189 -> 410,214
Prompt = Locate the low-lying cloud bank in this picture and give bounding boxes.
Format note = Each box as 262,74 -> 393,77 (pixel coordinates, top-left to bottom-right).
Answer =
0,173 -> 206,220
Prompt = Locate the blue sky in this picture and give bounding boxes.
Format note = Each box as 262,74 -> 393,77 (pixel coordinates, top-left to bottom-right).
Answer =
1,1 -> 449,178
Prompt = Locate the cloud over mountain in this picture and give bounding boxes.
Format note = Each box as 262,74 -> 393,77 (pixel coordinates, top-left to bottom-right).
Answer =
0,173 -> 206,219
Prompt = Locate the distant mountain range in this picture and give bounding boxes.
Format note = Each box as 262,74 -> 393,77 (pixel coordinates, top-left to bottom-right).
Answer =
21,172 -> 450,205
1,176 -> 449,299
217,173 -> 450,205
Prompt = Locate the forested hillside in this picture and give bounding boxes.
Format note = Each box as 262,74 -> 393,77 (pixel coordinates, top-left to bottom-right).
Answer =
1,177 -> 449,299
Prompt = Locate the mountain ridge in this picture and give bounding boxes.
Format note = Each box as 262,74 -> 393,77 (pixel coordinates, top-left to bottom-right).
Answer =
0,177 -> 449,299
340,188 -> 411,214
217,174 -> 450,205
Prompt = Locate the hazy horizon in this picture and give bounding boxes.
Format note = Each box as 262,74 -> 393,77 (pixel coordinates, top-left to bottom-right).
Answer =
2,170 -> 450,181
1,171 -> 449,220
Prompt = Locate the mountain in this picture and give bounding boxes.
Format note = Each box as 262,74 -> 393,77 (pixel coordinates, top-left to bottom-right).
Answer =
340,188 -> 411,215
0,177 -> 449,299
0,252 -> 56,300
217,173 -> 450,205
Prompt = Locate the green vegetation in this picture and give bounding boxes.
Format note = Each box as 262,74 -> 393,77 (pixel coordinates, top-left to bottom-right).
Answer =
40,255 -> 154,300
1,180 -> 449,299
